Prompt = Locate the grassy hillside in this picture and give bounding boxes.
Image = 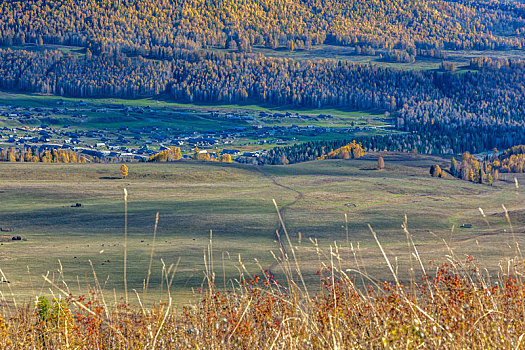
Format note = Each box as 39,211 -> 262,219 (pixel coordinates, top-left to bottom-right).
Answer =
0,154 -> 522,304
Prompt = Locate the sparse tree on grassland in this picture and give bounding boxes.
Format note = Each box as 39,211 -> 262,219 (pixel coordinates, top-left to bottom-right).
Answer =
430,164 -> 442,177
121,164 -> 129,179
172,147 -> 182,161
377,156 -> 385,170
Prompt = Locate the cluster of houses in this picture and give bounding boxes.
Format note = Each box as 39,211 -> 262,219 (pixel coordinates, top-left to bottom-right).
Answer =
258,111 -> 332,120
0,100 -> 394,163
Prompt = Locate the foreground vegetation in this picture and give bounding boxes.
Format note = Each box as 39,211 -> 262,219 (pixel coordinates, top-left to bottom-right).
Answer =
1,209 -> 525,348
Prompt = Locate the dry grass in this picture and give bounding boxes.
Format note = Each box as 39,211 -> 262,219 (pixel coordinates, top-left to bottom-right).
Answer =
1,235 -> 525,348
1,189 -> 525,349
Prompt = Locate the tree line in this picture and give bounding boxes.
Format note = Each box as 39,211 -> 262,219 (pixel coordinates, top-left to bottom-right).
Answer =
0,147 -> 92,163
252,134 -> 423,165
148,147 -> 232,163
449,145 -> 525,184
317,141 -> 365,160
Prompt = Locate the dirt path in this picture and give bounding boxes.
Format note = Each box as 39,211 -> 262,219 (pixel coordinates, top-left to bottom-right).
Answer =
255,166 -> 304,275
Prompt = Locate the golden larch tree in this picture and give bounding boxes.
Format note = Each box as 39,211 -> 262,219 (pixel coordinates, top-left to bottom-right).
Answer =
121,164 -> 129,179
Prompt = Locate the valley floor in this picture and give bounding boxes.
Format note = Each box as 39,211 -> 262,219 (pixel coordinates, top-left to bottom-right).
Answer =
0,153 -> 523,305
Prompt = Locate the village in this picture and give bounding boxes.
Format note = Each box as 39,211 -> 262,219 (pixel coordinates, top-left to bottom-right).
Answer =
0,98 -> 395,162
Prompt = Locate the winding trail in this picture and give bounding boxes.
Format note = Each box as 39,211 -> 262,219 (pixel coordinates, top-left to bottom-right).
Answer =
255,166 -> 304,274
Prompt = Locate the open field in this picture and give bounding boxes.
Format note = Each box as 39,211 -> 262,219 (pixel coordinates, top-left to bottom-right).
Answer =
10,43 -> 525,72
0,90 -> 386,120
5,44 -> 86,56
0,153 -> 523,305
212,45 -> 525,71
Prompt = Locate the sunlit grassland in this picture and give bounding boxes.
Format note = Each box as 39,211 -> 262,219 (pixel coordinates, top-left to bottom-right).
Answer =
0,90 -> 384,119
7,43 -> 525,73
239,45 -> 525,71
0,153 -> 523,306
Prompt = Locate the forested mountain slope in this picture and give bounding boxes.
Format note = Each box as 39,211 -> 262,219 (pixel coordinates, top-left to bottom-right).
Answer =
0,0 -> 524,56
